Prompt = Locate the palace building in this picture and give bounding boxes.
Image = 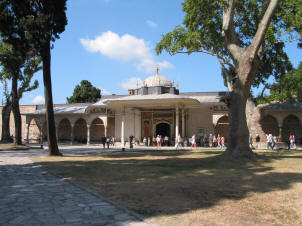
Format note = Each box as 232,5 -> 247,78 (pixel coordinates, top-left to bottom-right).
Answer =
1,69 -> 302,145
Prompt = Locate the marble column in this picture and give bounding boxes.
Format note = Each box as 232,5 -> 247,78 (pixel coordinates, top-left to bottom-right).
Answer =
55,124 -> 59,142
39,121 -> 44,144
25,123 -> 29,144
278,123 -> 283,141
121,111 -> 125,146
70,124 -> 74,144
182,108 -> 185,138
87,124 -> 91,145
175,105 -> 179,141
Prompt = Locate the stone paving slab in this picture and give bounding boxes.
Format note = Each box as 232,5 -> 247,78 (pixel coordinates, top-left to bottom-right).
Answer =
0,149 -> 155,226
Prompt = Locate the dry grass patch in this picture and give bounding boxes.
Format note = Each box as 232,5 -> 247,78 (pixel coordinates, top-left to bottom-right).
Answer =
0,143 -> 31,151
33,149 -> 302,225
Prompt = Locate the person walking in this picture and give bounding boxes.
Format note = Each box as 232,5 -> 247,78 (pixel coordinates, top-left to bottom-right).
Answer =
106,136 -> 110,149
129,135 -> 134,150
175,133 -> 182,150
290,133 -> 296,150
191,134 -> 196,149
249,135 -> 255,149
217,134 -> 222,148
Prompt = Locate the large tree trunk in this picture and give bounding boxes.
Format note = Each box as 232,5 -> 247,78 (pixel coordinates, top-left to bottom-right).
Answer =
225,91 -> 256,158
11,75 -> 22,145
1,103 -> 12,143
41,42 -> 61,156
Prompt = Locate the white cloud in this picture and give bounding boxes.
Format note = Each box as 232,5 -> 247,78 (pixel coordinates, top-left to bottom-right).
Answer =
80,31 -> 173,74
100,88 -> 111,95
32,95 -> 45,104
146,20 -> 157,28
121,77 -> 143,90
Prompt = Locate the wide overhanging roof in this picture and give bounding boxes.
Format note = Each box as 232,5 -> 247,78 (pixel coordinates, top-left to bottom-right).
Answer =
22,103 -> 91,115
94,92 -> 226,107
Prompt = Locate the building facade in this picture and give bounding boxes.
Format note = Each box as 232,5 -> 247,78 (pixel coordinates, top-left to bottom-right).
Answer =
1,71 -> 302,145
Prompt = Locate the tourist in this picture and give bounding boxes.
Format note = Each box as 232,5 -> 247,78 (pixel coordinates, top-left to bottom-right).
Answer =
209,134 -> 213,147
152,136 -> 156,146
148,136 -> 151,146
106,136 -> 110,149
191,134 -> 196,149
290,133 -> 296,150
273,136 -> 278,150
111,136 -> 115,146
143,137 -> 147,146
129,135 -> 134,150
164,135 -> 169,146
249,135 -> 255,149
101,136 -> 106,149
266,134 -> 273,150
217,134 -> 222,148
213,135 -> 217,147
175,133 -> 182,150
255,134 -> 260,149
184,137 -> 188,147
156,135 -> 161,148
221,136 -> 225,147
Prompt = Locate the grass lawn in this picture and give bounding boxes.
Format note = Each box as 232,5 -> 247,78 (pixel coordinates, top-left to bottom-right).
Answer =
33,149 -> 302,225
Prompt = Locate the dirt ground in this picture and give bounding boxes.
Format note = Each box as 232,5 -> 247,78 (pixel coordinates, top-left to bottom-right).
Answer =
33,149 -> 302,225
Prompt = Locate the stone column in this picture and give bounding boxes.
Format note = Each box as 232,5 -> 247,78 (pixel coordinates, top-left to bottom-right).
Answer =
105,125 -> 107,137
175,104 -> 179,141
70,124 -> 74,145
39,121 -> 44,144
121,111 -> 125,147
25,123 -> 30,144
55,124 -> 59,142
182,108 -> 185,138
278,123 -> 283,141
87,124 -> 91,145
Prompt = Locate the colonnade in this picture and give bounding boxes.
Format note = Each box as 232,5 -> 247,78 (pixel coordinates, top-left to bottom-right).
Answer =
25,117 -> 108,145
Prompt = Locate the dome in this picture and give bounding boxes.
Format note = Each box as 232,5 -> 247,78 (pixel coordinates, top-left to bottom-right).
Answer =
143,74 -> 172,87
142,67 -> 173,87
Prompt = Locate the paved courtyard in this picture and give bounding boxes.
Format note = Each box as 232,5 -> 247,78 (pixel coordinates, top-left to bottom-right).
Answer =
0,146 -> 155,226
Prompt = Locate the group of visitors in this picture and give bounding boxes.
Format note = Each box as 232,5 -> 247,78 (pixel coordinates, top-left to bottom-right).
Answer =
249,133 -> 297,150
142,135 -> 171,147
101,136 -> 115,149
174,133 -> 226,149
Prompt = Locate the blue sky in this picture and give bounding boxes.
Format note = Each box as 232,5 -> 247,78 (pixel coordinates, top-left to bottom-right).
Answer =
10,0 -> 301,105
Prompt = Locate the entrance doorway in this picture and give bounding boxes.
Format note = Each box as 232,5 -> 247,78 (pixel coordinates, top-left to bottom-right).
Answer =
156,123 -> 170,137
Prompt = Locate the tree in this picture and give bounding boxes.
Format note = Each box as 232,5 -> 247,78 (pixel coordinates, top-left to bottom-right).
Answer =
0,80 -> 12,143
157,0 -> 302,158
0,41 -> 40,145
258,62 -> 302,104
67,80 -> 101,104
0,0 -> 68,155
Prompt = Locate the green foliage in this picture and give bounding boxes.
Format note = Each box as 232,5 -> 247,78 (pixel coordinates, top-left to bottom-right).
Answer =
0,0 -> 67,52
156,0 -> 301,90
67,80 -> 101,104
0,41 -> 41,101
258,62 -> 302,104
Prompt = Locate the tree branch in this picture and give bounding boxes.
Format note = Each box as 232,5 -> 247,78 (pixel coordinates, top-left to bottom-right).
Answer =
218,57 -> 233,91
248,0 -> 281,59
222,0 -> 245,62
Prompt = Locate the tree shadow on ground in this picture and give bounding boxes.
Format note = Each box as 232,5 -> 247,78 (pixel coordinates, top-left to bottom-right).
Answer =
31,150 -> 302,220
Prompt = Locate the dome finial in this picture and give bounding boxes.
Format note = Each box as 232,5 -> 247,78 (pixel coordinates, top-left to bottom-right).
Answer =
156,64 -> 159,76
